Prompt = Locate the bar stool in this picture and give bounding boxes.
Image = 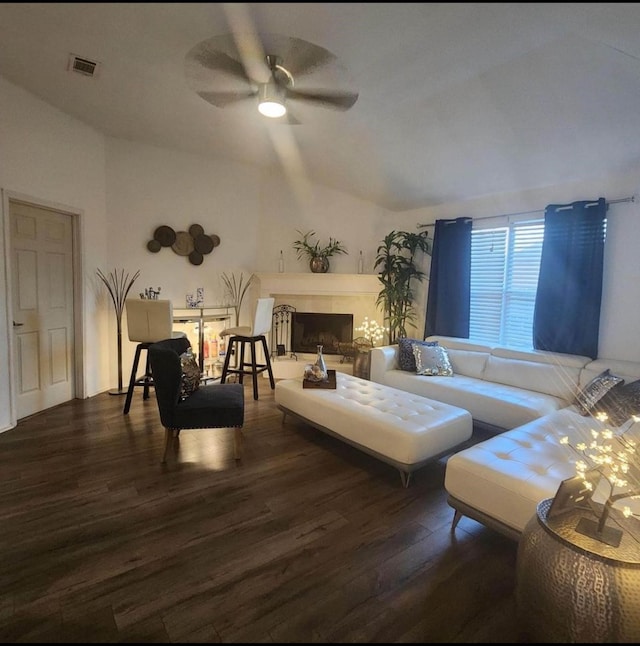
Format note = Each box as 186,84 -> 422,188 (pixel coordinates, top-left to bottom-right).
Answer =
220,297 -> 275,400
123,299 -> 184,414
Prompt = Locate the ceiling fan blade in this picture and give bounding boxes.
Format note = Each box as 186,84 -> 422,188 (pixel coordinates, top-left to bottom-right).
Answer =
188,45 -> 251,84
285,88 -> 359,111
282,41 -> 336,77
197,90 -> 256,108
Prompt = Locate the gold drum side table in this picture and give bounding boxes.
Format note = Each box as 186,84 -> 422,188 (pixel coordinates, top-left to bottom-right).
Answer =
517,498 -> 640,642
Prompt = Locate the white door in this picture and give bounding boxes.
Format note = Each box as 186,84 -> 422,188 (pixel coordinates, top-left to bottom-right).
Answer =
10,201 -> 75,419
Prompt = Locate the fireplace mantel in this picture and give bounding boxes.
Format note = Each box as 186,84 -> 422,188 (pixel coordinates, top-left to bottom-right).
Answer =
255,272 -> 380,297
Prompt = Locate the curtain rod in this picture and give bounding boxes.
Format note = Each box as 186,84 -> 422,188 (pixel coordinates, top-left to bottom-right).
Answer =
417,195 -> 635,229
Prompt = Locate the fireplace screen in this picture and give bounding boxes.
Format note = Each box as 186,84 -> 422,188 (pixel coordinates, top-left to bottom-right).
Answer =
291,313 -> 353,355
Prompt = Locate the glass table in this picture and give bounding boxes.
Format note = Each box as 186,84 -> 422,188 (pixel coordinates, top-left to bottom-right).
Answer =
173,305 -> 233,377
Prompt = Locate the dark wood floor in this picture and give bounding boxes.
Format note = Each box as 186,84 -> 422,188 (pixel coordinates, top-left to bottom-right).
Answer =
0,380 -> 525,643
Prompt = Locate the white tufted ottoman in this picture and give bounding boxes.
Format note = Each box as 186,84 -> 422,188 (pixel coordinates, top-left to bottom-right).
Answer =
275,372 -> 472,487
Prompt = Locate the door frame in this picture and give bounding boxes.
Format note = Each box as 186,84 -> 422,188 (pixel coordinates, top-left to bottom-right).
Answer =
2,189 -> 85,427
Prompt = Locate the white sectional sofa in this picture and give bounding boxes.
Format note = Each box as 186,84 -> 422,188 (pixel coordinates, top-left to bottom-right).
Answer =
370,335 -> 592,433
370,336 -> 640,540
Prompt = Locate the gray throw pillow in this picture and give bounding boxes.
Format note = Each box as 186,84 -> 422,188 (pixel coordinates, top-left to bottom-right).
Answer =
398,338 -> 438,372
179,350 -> 201,401
575,369 -> 624,415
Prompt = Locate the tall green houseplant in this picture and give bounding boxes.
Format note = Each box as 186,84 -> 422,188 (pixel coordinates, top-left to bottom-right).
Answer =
374,230 -> 431,344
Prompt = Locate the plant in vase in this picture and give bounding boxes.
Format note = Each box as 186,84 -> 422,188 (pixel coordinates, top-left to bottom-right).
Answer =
292,230 -> 348,273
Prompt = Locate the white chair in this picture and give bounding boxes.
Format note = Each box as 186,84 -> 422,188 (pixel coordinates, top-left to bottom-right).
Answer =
123,299 -> 184,414
220,297 -> 275,400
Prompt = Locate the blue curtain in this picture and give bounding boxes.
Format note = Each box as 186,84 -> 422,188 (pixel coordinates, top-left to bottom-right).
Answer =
533,198 -> 606,358
424,217 -> 472,338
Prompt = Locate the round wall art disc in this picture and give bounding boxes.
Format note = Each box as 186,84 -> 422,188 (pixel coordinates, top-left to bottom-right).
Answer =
210,234 -> 221,247
153,225 -> 176,247
189,250 -> 204,265
189,224 -> 204,238
147,239 -> 161,252
194,233 -> 214,254
172,231 -> 194,256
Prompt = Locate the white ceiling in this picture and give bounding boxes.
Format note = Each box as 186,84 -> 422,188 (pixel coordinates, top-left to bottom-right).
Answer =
1,3 -> 640,211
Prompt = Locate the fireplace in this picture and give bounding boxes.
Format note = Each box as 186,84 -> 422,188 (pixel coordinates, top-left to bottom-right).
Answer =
291,312 -> 353,355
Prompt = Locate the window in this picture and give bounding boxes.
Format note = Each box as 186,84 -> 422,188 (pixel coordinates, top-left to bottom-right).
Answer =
469,219 -> 544,349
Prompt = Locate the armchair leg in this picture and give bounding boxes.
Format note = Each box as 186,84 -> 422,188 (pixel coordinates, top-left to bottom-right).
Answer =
234,427 -> 243,461
162,427 -> 177,463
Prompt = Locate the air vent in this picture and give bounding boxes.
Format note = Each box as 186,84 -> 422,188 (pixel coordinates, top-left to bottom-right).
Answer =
68,54 -> 100,77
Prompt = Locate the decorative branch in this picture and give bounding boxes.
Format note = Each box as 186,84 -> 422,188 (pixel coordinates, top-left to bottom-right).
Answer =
96,267 -> 140,393
559,415 -> 640,542
96,268 -> 141,321
221,271 -> 255,326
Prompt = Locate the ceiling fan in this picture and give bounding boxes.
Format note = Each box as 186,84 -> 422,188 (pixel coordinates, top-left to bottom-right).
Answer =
184,32 -> 359,124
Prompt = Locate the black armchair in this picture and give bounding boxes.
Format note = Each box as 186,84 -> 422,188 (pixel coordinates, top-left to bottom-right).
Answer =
148,337 -> 245,463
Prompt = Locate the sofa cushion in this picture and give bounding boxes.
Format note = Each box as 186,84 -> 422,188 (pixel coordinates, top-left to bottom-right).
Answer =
484,352 -> 585,401
398,337 -> 437,372
378,369 -> 568,431
442,347 -> 488,379
426,336 -> 493,379
413,344 -> 453,376
491,346 -> 591,369
574,368 -> 624,415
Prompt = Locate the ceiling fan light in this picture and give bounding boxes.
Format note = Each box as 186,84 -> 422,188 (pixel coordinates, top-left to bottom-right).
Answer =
257,82 -> 286,118
258,100 -> 286,118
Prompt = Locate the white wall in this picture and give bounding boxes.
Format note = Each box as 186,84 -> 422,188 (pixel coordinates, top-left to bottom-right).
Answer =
0,75 -> 109,432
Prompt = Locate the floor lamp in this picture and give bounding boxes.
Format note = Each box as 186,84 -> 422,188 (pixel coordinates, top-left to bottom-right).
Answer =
97,268 -> 140,395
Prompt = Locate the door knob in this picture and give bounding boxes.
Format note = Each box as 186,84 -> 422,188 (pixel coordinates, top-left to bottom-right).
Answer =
12,321 -> 23,327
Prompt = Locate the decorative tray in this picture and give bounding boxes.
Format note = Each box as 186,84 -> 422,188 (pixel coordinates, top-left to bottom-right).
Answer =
303,369 -> 337,389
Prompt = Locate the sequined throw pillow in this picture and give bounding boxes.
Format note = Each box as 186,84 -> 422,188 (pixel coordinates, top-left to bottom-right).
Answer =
574,369 -> 624,415
398,338 -> 439,372
593,379 -> 640,426
412,343 -> 454,376
179,350 -> 201,401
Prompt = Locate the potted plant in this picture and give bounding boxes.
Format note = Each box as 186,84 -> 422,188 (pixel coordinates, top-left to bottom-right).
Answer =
292,230 -> 348,273
374,229 -> 431,344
